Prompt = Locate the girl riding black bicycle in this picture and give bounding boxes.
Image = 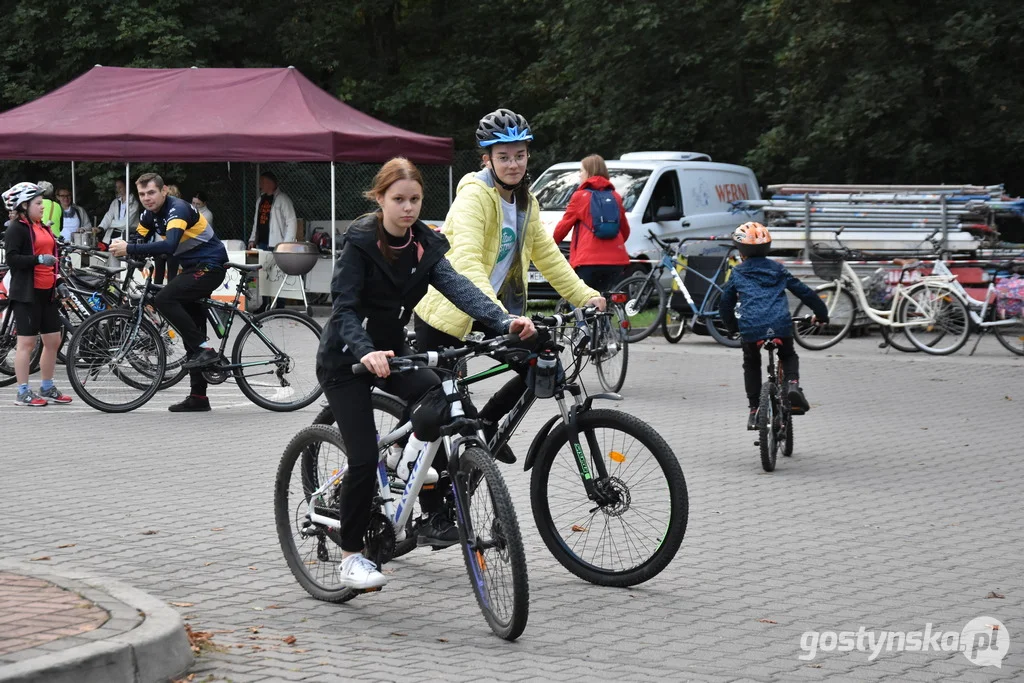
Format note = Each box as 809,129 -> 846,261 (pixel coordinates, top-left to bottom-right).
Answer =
719,222 -> 829,430
316,157 -> 534,591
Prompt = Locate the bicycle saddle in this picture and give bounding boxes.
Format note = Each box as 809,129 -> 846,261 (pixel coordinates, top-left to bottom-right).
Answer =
226,262 -> 262,272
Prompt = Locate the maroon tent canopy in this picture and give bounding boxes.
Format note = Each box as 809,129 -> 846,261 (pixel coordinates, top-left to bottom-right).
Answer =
0,66 -> 453,164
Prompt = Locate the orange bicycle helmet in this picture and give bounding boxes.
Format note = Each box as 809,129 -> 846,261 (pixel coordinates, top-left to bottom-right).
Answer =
732,221 -> 772,257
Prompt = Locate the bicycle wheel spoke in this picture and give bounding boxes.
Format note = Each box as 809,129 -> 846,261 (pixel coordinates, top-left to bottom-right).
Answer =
235,312 -> 322,410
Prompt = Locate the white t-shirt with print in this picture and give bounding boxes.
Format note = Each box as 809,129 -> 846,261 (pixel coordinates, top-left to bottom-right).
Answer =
489,196 -> 518,294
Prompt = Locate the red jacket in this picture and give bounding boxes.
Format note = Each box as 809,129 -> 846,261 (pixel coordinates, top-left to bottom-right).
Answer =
552,176 -> 631,267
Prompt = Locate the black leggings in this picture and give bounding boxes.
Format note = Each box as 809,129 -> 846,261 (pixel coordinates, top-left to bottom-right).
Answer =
741,337 -> 799,408
321,368 -> 441,552
574,265 -> 624,294
152,263 -> 225,395
413,316 -> 529,427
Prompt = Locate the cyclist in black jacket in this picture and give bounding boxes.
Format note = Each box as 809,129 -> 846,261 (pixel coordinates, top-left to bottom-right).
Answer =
316,158 -> 535,590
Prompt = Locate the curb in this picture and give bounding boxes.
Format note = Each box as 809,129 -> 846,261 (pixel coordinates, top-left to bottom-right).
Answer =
0,561 -> 193,683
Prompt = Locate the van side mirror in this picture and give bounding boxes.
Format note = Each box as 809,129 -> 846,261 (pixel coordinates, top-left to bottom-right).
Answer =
655,206 -> 682,222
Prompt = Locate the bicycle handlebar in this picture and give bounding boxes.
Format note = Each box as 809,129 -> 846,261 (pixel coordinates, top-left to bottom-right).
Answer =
350,332 -> 523,375
531,305 -> 601,328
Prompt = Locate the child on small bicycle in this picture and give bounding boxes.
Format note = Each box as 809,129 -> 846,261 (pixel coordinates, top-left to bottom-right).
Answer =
720,223 -> 829,430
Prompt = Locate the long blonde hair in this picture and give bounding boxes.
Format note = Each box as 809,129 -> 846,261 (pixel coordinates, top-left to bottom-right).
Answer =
581,154 -> 609,180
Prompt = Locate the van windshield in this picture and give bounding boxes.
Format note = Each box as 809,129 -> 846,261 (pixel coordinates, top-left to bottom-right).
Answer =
532,168 -> 651,212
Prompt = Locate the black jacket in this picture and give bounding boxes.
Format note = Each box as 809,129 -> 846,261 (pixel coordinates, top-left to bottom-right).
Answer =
3,217 -> 59,302
316,215 -> 513,380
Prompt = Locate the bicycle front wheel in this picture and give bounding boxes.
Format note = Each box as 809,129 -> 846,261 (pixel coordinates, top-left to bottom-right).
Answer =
617,274 -> 665,342
793,284 -> 857,350
595,305 -> 629,393
991,313 -> 1024,356
455,447 -> 529,641
233,310 -> 323,411
531,409 -> 688,587
275,424 -> 357,604
758,382 -> 779,472
66,310 -> 165,413
900,285 -> 971,355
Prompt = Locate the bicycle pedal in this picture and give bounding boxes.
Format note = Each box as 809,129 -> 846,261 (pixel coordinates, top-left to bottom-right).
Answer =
353,586 -> 383,594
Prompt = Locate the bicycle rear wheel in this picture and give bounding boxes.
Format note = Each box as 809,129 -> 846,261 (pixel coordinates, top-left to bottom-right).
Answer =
991,313 -> 1024,356
454,446 -> 528,640
617,274 -> 665,342
531,409 -> 688,587
793,284 -> 857,350
900,285 -> 971,355
275,424 -> 357,604
758,382 -> 779,472
662,308 -> 686,343
232,310 -> 322,411
65,310 -> 165,413
703,289 -> 742,348
595,305 -> 628,393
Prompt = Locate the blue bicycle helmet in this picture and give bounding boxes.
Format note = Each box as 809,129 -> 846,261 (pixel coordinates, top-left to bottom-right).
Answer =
476,109 -> 534,148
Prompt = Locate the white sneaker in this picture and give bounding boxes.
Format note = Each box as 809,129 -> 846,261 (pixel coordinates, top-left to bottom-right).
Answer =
337,553 -> 387,590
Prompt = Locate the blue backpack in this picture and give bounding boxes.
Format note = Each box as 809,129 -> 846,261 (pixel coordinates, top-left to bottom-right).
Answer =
587,189 -> 621,239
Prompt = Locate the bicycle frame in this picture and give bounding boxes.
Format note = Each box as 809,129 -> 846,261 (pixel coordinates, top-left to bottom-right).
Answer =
827,260 -> 957,329
666,251 -> 732,321
929,260 -> 1017,330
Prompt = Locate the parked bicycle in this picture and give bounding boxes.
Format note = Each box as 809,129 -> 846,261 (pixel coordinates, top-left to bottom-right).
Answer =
793,237 -> 971,355
65,257 -> 322,412
552,291 -> 630,392
932,258 -> 1024,356
310,306 -> 689,587
276,333 -> 530,640
752,337 -> 794,472
617,231 -> 741,347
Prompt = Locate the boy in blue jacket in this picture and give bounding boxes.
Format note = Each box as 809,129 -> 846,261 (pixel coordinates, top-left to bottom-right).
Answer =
720,223 -> 830,430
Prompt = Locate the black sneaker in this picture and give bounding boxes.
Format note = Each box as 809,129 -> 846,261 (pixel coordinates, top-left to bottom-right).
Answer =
416,513 -> 460,548
169,395 -> 211,412
747,408 -> 758,431
182,348 -> 220,369
482,420 -> 517,464
787,380 -> 810,414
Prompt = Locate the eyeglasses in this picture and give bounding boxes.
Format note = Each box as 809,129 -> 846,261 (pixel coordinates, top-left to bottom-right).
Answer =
493,153 -> 529,167
57,194 -> 71,199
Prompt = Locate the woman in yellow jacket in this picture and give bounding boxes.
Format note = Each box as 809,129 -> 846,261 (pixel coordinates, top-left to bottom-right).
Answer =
415,109 -> 604,462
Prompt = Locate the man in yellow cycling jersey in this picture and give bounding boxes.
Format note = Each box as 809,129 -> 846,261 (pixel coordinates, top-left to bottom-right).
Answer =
109,173 -> 229,412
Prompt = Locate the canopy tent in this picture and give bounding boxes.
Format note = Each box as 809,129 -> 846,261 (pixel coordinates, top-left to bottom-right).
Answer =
0,66 -> 454,255
0,66 -> 453,163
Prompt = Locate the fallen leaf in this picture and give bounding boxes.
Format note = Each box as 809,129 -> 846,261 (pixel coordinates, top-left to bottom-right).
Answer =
170,602 -> 194,608
293,648 -> 310,653
808,663 -> 822,669
248,626 -> 262,633
991,624 -> 1001,630
141,530 -> 158,535
570,524 -> 588,533
203,562 -> 215,567
437,638 -> 449,643
390,632 -> 407,637
986,591 -> 1005,599
30,556 -> 51,561
211,527 -> 225,531
266,604 -> 284,609
1005,396 -> 1012,401
758,619 -> 778,624
57,543 -> 77,549
252,607 -> 264,611
75,602 -> 93,609
282,635 -> 297,645
247,566 -> 258,571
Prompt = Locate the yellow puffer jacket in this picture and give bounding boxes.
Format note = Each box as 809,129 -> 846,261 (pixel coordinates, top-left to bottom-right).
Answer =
415,170 -> 600,339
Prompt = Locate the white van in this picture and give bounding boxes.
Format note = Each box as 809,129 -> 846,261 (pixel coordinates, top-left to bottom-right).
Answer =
529,152 -> 762,289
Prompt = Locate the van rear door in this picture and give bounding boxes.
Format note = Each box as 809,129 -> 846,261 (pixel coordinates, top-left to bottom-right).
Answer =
677,166 -> 762,238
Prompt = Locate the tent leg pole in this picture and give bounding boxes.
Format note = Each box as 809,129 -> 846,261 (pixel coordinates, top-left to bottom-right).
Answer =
331,162 -> 336,259
71,161 -> 76,203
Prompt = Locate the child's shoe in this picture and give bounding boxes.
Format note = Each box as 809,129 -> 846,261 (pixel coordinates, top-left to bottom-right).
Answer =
787,380 -> 810,414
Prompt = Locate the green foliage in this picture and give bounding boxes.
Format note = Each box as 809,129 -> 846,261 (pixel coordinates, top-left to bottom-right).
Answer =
2,0 -> 1024,208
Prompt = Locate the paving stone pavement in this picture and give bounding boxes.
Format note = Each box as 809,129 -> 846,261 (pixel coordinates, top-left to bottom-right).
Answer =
1,322 -> 1021,682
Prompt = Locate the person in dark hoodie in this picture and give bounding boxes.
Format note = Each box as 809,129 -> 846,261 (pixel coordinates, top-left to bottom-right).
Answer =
719,222 -> 829,430
316,157 -> 536,591
552,154 -> 631,292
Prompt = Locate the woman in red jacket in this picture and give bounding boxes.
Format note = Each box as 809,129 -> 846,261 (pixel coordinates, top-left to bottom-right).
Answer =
552,154 -> 631,293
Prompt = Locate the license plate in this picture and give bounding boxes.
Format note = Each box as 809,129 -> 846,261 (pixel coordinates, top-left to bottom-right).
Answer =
527,270 -> 546,284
